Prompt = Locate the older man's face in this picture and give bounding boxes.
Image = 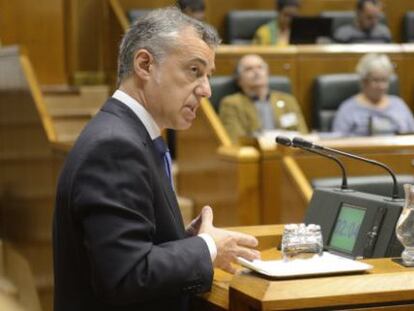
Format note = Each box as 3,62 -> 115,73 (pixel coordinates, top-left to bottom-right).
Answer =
358,2 -> 382,32
237,55 -> 269,92
144,27 -> 215,130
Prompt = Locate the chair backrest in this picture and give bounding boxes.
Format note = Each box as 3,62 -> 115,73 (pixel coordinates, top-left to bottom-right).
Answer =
127,9 -> 151,23
403,12 -> 414,42
226,10 -> 277,44
312,73 -> 399,131
209,75 -> 292,112
312,174 -> 414,199
320,11 -> 387,39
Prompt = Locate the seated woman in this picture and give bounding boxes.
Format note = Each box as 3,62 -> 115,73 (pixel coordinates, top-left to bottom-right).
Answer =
332,53 -> 414,136
253,0 -> 300,46
219,54 -> 308,144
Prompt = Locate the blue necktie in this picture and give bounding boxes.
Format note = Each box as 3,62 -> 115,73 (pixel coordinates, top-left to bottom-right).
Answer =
153,136 -> 174,190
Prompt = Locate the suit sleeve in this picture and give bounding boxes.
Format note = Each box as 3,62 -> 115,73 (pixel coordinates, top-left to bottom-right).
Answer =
71,136 -> 213,305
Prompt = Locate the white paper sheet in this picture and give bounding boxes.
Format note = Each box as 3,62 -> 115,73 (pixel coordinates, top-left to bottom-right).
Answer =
237,252 -> 372,278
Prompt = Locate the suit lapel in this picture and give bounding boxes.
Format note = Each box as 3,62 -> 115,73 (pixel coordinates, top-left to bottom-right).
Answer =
101,99 -> 185,230
241,94 -> 261,131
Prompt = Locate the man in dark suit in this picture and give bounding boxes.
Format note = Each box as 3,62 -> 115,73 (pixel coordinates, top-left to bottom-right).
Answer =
53,7 -> 259,311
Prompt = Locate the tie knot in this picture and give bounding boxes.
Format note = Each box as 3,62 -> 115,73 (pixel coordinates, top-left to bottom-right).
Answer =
153,136 -> 168,156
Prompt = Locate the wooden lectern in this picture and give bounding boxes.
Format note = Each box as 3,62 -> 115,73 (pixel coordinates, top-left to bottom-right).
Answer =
194,225 -> 414,311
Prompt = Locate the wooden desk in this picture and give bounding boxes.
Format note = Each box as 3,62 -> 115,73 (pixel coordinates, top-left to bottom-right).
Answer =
196,225 -> 414,311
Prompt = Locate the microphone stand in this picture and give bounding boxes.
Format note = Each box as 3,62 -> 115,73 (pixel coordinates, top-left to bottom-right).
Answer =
292,137 -> 400,200
298,146 -> 348,190
276,136 -> 348,190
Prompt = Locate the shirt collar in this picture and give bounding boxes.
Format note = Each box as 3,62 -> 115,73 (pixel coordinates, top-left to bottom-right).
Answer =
244,93 -> 270,102
242,91 -> 270,102
112,89 -> 161,140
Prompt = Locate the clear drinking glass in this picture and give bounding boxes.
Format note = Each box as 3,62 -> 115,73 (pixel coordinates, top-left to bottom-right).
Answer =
395,184 -> 414,266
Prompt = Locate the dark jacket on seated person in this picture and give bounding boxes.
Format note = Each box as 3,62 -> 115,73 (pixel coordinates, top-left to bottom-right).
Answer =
334,23 -> 391,43
219,91 -> 308,144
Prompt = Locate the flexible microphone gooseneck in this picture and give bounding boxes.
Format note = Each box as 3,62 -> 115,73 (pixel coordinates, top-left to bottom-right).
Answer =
275,136 -> 348,190
291,137 -> 400,199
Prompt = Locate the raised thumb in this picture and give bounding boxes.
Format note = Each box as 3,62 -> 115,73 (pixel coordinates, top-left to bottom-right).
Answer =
200,205 -> 214,229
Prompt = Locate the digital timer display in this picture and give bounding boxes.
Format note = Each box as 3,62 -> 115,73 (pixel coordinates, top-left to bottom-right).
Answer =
329,204 -> 366,253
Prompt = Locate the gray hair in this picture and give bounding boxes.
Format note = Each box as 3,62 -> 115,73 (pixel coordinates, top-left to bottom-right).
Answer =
117,6 -> 220,84
356,53 -> 394,80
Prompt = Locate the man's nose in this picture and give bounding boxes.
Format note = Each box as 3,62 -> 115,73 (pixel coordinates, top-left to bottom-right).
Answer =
196,77 -> 212,98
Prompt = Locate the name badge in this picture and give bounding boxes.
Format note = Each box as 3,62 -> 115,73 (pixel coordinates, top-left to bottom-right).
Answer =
280,112 -> 298,128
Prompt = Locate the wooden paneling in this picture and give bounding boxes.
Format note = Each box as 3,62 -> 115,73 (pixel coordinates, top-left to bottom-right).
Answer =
0,47 -> 108,311
3,0 -> 414,85
102,0 -> 414,87
177,101 -> 261,227
107,0 -> 411,42
0,0 -> 67,84
401,44 -> 414,107
0,46 -> 55,311
300,0 -> 354,14
383,0 -> 414,42
110,0 -> 356,39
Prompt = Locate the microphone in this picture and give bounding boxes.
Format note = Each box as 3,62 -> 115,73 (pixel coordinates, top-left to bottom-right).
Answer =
291,137 -> 400,199
276,136 -> 348,190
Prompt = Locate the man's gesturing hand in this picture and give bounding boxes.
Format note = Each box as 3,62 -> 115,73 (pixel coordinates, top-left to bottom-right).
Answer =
198,206 -> 260,274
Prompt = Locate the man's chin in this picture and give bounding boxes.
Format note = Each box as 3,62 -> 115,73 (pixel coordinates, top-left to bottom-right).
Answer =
175,120 -> 193,130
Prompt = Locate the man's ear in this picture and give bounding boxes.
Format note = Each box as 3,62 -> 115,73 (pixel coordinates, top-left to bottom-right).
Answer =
133,49 -> 154,80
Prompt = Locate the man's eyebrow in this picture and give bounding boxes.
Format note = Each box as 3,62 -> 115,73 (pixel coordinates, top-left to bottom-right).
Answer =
189,57 -> 207,67
188,57 -> 215,74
